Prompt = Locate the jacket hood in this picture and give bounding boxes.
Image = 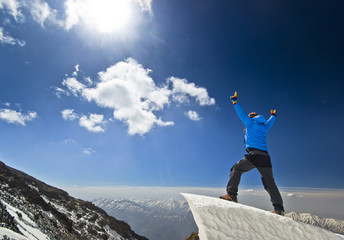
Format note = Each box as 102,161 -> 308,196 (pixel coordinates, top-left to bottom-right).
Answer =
253,115 -> 266,123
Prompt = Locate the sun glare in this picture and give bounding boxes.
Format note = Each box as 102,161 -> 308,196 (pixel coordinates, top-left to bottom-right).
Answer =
86,0 -> 133,33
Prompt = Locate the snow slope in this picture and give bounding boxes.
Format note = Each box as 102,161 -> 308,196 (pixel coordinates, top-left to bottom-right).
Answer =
0,227 -> 29,240
1,201 -> 49,240
182,193 -> 343,240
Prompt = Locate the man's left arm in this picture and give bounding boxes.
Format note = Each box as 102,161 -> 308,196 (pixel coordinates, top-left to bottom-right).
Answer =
230,92 -> 253,127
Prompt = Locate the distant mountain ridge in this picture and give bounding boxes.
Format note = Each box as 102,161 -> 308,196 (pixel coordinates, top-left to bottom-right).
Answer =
0,161 -> 147,240
93,198 -> 197,240
286,212 -> 344,235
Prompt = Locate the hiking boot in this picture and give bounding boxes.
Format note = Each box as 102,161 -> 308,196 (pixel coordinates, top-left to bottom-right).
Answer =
272,210 -> 285,216
220,194 -> 237,203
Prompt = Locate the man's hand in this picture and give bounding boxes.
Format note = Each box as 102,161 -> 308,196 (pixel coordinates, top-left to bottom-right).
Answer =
230,92 -> 238,105
271,109 -> 277,116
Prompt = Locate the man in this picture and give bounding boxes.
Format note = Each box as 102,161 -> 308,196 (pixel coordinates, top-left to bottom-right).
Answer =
220,92 -> 285,216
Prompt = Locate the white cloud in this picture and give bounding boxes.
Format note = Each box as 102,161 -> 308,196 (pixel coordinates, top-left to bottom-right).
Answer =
61,109 -> 78,121
136,0 -> 153,14
156,118 -> 174,127
29,0 -> 52,26
63,58 -> 173,135
54,87 -> 67,98
169,77 -> 215,106
61,109 -> 106,133
72,64 -> 80,76
84,76 -> 92,85
79,113 -> 106,133
60,58 -> 215,135
29,0 -> 64,27
31,0 -> 65,27
0,27 -> 26,46
0,0 -> 60,26
172,94 -> 189,105
186,110 -> 201,121
0,108 -> 37,126
62,77 -> 85,96
63,0 -> 83,30
0,0 -> 23,21
84,147 -> 95,155
1,102 -> 11,107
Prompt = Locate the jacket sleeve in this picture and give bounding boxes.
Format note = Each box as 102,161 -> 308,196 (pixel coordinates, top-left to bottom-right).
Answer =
266,115 -> 276,129
233,103 -> 253,128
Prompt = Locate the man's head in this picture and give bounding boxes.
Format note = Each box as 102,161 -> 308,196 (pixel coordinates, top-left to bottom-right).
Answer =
248,112 -> 258,118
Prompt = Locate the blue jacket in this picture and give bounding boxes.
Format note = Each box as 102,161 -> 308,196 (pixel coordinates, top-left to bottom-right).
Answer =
233,103 -> 276,151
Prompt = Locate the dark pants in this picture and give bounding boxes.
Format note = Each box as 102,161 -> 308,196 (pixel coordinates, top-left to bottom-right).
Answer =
226,148 -> 284,211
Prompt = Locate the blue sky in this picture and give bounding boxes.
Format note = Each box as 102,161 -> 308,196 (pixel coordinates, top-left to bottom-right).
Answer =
0,0 -> 344,190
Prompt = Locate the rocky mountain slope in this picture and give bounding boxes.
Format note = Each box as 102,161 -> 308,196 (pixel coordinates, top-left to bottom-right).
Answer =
183,232 -> 199,240
0,161 -> 148,240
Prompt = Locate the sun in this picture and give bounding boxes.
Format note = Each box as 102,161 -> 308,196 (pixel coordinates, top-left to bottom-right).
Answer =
85,0 -> 133,33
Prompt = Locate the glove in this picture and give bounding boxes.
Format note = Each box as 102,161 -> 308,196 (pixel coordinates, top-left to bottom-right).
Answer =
230,92 -> 238,105
271,109 -> 277,116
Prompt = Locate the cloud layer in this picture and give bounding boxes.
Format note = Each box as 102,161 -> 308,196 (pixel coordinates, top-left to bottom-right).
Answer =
0,27 -> 25,46
79,114 -> 106,133
0,108 -> 37,126
61,109 -> 106,133
60,58 -> 215,135
0,0 -> 61,26
186,110 -> 202,121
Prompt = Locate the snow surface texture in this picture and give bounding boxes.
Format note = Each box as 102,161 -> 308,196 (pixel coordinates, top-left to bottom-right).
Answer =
182,193 -> 343,240
0,227 -> 29,240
